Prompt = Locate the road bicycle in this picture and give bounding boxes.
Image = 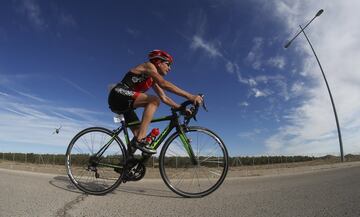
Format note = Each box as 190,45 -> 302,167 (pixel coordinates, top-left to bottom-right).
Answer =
65,95 -> 229,198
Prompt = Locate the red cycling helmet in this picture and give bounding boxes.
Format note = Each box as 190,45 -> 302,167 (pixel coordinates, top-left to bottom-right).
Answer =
148,49 -> 173,64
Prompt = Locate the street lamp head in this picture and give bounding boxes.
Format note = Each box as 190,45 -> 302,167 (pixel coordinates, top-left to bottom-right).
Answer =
284,41 -> 291,49
316,9 -> 324,17
284,9 -> 324,49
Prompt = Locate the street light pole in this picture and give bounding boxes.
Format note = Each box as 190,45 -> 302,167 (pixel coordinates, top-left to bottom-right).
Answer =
284,9 -> 344,162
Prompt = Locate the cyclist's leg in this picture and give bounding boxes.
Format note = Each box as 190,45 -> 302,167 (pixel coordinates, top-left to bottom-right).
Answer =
124,110 -> 140,137
129,126 -> 140,138
132,93 -> 160,141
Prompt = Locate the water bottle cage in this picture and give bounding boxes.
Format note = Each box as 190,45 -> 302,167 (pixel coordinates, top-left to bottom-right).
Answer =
145,128 -> 160,144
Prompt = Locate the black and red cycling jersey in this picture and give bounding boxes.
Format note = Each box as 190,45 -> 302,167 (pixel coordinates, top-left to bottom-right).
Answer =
119,71 -> 153,99
108,71 -> 154,120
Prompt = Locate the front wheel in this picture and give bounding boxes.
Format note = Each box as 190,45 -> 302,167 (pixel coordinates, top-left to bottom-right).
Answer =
159,126 -> 228,198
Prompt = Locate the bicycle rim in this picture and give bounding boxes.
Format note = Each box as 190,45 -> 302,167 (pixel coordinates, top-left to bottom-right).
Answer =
159,126 -> 228,197
65,127 -> 126,195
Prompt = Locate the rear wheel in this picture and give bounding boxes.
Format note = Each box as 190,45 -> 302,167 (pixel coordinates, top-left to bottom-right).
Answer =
159,126 -> 228,198
65,127 -> 126,195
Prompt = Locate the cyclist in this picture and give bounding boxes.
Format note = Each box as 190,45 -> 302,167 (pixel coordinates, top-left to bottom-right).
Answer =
108,49 -> 203,154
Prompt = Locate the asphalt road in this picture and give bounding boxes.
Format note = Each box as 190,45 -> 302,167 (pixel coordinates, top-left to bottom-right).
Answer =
0,164 -> 359,217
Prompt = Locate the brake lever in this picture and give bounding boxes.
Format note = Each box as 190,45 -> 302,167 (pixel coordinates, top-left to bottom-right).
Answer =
181,94 -> 206,123
198,93 -> 208,112
202,100 -> 208,112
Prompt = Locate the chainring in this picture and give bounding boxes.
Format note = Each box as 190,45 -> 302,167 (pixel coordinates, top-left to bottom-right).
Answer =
122,158 -> 146,182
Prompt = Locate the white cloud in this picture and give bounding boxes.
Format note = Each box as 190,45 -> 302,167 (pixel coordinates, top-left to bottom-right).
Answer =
291,81 -> 305,96
18,0 -> 46,30
190,35 -> 223,58
187,33 -> 291,105
225,61 -> 236,73
263,0 -> 360,155
245,37 -> 264,70
0,73 -> 108,152
0,91 -> 111,153
187,14 -> 279,98
252,88 -> 271,98
187,13 -> 290,104
274,79 -> 290,101
267,55 -> 286,69
189,35 -> 263,91
225,61 -> 254,86
0,91 -> 10,97
243,74 -> 290,100
238,101 -> 249,107
59,13 -> 77,27
14,90 -> 47,103
14,1 -> 77,32
61,78 -> 96,98
187,9 -> 208,37
238,128 -> 262,139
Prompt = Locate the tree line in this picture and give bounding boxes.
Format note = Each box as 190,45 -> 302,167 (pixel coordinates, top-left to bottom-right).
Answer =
229,155 -> 316,166
0,152 -> 324,167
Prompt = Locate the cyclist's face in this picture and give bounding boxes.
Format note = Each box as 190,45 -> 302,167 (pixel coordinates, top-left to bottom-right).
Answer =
158,61 -> 171,76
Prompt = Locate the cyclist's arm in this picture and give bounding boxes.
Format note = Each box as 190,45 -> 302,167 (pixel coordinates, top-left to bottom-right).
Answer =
144,63 -> 193,100
152,83 -> 181,109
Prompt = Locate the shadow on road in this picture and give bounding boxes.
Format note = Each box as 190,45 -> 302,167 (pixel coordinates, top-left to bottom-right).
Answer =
49,176 -> 181,198
115,184 -> 181,199
49,176 -> 83,194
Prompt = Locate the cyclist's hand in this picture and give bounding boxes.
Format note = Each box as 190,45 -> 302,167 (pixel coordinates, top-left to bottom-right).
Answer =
190,95 -> 203,106
185,108 -> 192,116
178,107 -> 192,116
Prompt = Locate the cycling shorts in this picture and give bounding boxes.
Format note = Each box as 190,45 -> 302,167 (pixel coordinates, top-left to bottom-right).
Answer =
108,84 -> 140,123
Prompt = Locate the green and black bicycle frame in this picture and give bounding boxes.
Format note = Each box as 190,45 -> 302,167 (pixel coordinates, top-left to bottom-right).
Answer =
125,109 -> 198,165
90,109 -> 198,168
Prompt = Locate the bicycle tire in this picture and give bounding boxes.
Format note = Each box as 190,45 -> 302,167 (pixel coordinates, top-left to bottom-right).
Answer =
65,127 -> 126,195
159,126 -> 228,198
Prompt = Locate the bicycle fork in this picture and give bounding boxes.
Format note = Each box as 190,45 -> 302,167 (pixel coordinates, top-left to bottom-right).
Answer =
178,130 -> 198,165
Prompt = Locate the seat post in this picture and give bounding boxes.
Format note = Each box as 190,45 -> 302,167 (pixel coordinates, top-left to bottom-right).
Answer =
118,114 -> 125,122
119,114 -> 127,130
113,114 -> 125,125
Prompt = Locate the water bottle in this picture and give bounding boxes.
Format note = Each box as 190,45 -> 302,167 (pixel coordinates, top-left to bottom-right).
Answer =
145,128 -> 160,144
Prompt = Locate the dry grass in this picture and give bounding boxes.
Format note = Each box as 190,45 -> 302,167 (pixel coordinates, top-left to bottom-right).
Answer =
1,157 -> 360,178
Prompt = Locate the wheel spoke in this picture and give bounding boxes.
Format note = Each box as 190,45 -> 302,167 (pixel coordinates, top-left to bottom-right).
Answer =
199,146 -> 221,163
195,166 -> 201,192
80,136 -> 93,155
198,165 -> 213,186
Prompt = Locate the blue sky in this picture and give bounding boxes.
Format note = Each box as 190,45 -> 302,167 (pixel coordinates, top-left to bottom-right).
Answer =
1,0 -> 360,156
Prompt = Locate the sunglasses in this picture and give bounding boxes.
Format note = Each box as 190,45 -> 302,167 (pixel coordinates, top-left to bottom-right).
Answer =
163,61 -> 171,67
